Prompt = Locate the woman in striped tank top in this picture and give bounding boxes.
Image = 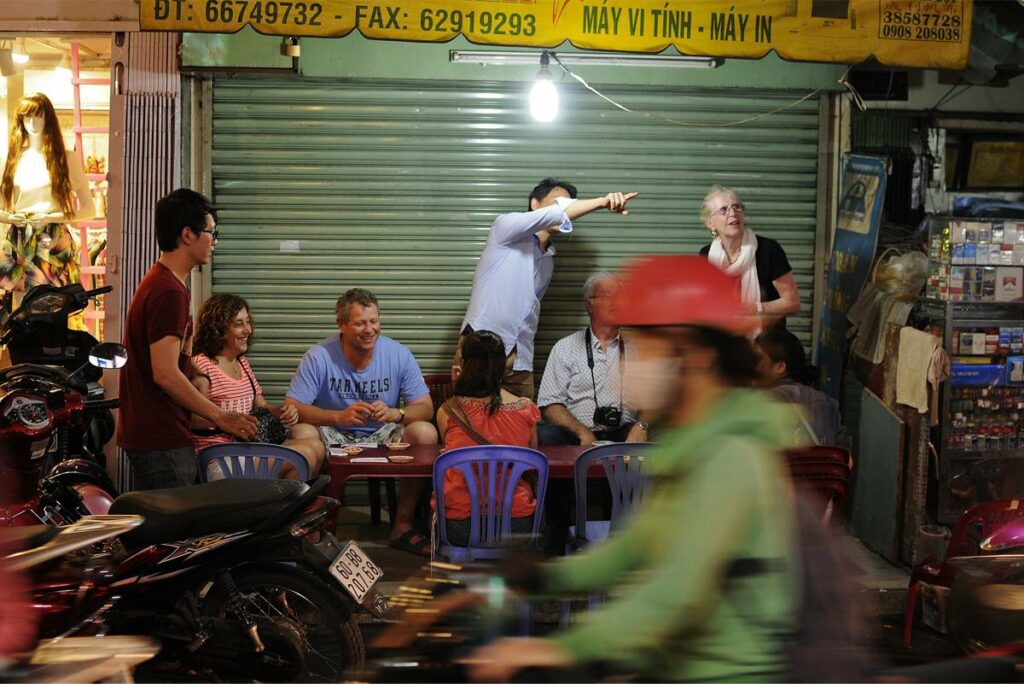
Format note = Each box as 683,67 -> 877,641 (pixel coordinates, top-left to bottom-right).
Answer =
190,294 -> 324,478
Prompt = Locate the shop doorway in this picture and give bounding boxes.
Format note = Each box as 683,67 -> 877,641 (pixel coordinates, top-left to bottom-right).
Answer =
0,34 -> 113,341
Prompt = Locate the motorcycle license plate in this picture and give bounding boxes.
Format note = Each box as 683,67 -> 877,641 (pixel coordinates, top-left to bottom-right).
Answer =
329,541 -> 382,603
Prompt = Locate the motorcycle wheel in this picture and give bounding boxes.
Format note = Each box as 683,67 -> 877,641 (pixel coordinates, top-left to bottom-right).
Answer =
202,566 -> 364,682
948,572 -> 1024,653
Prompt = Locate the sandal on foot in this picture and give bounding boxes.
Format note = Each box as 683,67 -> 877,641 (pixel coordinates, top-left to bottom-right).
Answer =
389,530 -> 431,557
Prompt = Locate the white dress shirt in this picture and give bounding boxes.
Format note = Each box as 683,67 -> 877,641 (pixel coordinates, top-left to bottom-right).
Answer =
536,327 -> 637,430
461,197 -> 573,372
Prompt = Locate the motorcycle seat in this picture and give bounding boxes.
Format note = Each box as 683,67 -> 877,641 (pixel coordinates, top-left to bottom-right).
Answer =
109,479 -> 308,548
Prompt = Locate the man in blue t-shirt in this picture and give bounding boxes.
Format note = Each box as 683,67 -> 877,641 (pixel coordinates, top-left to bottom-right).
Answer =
286,288 -> 437,556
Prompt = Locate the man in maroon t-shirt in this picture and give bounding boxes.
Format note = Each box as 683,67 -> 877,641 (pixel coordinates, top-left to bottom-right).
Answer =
117,189 -> 258,490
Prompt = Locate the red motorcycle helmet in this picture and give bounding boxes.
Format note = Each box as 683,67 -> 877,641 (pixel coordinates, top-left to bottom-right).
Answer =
610,255 -> 757,336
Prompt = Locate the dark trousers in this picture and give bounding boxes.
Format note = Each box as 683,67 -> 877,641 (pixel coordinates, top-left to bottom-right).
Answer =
536,421 -> 634,446
443,515 -> 535,546
126,446 -> 197,491
537,420 -> 635,555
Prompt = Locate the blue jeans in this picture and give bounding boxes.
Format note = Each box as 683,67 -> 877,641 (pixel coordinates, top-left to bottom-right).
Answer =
126,446 -> 196,491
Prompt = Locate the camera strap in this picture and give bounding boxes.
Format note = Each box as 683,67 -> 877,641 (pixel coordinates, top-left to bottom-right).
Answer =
584,327 -> 624,412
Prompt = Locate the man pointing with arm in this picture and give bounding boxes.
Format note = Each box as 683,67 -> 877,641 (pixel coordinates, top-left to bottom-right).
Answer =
456,178 -> 638,399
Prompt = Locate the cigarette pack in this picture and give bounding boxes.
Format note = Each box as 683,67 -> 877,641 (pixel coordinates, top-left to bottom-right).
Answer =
952,363 -> 1006,387
1007,357 -> 1024,385
951,243 -> 963,264
1005,223 -> 1019,244
962,242 -> 978,264
995,267 -> 1024,302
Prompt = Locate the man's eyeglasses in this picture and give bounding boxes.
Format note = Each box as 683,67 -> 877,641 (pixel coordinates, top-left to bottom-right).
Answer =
711,203 -> 745,217
200,228 -> 219,241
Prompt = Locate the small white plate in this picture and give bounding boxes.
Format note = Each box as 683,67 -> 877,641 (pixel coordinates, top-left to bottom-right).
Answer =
386,442 -> 411,451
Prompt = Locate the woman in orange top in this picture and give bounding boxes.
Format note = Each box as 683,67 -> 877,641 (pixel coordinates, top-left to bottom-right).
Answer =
435,329 -> 541,545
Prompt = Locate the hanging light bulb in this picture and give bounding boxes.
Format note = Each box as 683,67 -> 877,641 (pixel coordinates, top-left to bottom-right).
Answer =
11,39 -> 28,65
55,54 -> 71,78
529,51 -> 558,123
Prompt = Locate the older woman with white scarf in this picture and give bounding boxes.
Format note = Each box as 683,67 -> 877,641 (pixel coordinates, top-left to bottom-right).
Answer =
698,186 -> 801,328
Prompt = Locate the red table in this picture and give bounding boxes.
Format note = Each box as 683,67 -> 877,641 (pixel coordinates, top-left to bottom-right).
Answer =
325,444 -> 589,504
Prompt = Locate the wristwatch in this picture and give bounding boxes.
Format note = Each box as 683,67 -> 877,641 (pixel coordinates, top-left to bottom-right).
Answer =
637,420 -> 650,431
396,407 -> 406,423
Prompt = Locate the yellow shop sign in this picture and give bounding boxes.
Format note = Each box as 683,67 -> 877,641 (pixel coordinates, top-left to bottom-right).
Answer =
142,0 -> 971,70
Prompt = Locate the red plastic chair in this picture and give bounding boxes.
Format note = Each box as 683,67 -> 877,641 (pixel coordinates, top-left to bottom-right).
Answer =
784,446 -> 853,469
785,449 -> 851,523
903,499 -> 1024,647
423,373 -> 454,416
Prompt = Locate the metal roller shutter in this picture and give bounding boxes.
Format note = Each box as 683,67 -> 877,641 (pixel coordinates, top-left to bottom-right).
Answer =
210,75 -> 820,400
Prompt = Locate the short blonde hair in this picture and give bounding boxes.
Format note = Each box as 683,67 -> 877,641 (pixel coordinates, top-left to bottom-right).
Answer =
700,185 -> 741,224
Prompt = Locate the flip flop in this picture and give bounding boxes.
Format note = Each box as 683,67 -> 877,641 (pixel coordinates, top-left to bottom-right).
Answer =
389,529 -> 431,557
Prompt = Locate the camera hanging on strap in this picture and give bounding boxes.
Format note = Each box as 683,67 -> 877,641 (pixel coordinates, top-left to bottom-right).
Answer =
585,327 -> 624,429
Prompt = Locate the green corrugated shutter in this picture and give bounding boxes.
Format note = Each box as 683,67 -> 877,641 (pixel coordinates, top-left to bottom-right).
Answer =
210,75 -> 820,400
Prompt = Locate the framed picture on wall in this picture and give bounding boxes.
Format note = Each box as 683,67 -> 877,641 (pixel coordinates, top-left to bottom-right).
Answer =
966,141 -> 1024,189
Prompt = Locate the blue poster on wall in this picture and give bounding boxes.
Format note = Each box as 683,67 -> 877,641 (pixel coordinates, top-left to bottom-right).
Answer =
818,154 -> 887,398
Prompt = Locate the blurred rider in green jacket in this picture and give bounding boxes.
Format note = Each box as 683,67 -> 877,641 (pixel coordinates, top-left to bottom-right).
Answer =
471,255 -> 805,683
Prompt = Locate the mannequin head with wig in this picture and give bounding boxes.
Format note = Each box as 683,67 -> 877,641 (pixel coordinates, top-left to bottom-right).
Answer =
1,93 -> 75,216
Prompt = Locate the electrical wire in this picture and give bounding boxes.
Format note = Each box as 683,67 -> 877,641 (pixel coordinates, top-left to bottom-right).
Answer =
926,77 -> 965,113
838,69 -> 867,111
547,51 -> 852,128
935,83 -> 974,110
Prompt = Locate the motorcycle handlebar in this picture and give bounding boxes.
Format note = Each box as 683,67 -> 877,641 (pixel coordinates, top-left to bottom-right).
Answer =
84,399 -> 120,411
76,286 -> 113,307
84,286 -> 113,298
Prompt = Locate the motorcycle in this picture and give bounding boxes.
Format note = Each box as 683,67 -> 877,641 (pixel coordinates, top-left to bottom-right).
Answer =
6,481 -> 384,681
1,282 -> 111,382
1,514 -> 160,683
358,559 -> 551,683
0,283 -> 120,526
2,283 -> 387,679
0,338 -> 123,527
367,560 -> 1024,684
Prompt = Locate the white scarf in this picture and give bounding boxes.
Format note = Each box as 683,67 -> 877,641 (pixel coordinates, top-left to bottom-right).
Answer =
708,228 -> 760,309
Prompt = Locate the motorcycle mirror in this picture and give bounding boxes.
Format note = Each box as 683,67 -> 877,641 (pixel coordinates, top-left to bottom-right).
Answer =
88,342 -> 128,370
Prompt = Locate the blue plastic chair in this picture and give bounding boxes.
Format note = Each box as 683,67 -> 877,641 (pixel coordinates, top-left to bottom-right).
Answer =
197,442 -> 310,482
562,442 -> 656,626
433,445 -> 549,563
570,442 -> 657,550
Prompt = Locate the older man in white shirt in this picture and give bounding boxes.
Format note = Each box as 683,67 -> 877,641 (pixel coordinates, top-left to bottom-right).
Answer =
537,272 -> 648,555
536,272 -> 648,446
456,178 -> 638,399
